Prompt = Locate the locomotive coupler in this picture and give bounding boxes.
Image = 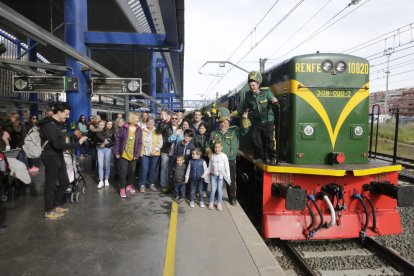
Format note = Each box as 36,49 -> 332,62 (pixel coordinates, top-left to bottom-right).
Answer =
271,183 -> 307,210
364,181 -> 414,207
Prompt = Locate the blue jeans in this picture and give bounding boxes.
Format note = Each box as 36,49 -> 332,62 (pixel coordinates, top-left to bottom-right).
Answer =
97,147 -> 112,180
175,182 -> 185,199
210,175 -> 224,204
160,153 -> 170,188
139,155 -> 159,187
190,178 -> 203,202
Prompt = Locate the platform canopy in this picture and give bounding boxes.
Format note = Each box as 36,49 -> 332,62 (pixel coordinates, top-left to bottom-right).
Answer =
0,0 -> 184,99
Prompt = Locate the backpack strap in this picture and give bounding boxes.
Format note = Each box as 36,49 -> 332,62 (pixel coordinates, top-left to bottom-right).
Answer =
42,140 -> 49,149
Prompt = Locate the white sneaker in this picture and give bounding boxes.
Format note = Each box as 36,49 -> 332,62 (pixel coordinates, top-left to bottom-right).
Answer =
97,180 -> 104,189
104,179 -> 110,187
199,202 -> 205,208
190,201 -> 195,208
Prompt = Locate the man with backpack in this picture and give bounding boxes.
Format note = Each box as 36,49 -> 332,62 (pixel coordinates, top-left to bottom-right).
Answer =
38,103 -> 88,220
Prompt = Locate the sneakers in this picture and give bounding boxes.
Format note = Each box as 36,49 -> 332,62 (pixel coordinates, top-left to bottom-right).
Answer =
97,180 -> 104,189
208,203 -> 214,210
217,203 -> 222,211
190,201 -> 195,208
149,184 -> 157,192
44,211 -> 65,220
230,199 -> 237,206
126,185 -> 136,193
139,185 -> 145,193
120,188 -> 127,198
104,179 -> 110,187
179,198 -> 184,203
199,202 -> 205,208
55,207 -> 70,214
29,166 -> 40,172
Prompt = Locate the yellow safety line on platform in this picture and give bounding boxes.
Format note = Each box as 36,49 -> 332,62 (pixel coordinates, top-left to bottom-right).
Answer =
163,201 -> 178,276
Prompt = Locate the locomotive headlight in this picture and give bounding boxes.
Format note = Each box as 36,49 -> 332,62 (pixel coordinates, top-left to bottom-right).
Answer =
303,125 -> 314,136
321,60 -> 333,72
335,61 -> 346,73
354,126 -> 363,136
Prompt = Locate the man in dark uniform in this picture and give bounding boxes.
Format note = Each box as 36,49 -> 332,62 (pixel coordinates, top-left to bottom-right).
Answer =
39,103 -> 88,220
205,108 -> 248,206
235,71 -> 278,164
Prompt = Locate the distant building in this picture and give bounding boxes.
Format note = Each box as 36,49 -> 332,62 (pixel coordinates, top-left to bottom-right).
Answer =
369,87 -> 414,117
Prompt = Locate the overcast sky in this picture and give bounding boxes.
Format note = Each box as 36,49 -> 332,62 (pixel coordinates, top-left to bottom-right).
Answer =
183,0 -> 414,100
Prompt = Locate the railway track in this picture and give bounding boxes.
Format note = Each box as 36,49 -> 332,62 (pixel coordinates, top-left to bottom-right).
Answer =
269,238 -> 414,276
370,152 -> 414,170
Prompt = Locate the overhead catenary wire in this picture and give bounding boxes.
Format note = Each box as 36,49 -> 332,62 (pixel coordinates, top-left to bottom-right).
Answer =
235,0 -> 305,64
266,0 -> 334,61
204,0 -> 282,97
342,22 -> 414,54
273,0 -> 370,63
370,52 -> 414,69
227,0 -> 281,61
207,0 -> 305,95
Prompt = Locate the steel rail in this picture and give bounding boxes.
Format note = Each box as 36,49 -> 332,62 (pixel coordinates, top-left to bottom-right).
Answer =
280,240 -> 318,276
363,237 -> 414,275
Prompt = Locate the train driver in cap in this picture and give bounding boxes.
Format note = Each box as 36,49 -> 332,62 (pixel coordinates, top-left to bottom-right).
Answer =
233,71 -> 278,164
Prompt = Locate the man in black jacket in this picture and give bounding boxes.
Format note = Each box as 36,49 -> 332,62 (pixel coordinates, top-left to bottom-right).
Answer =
156,110 -> 173,193
39,103 -> 87,220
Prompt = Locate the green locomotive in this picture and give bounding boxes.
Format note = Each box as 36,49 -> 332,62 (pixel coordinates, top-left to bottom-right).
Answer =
205,53 -> 414,240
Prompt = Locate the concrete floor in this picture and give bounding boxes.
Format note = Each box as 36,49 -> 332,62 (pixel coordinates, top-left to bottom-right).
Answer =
0,157 -> 280,276
0,161 -> 172,276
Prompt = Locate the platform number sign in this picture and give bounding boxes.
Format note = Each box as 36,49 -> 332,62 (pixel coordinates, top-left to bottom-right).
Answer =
12,76 -> 79,93
92,78 -> 142,95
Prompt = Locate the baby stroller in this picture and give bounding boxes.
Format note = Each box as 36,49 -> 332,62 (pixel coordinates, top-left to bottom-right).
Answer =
0,152 -> 10,202
0,149 -> 31,202
64,150 -> 86,203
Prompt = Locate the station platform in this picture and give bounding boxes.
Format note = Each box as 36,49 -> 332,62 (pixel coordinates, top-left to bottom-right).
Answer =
0,161 -> 284,276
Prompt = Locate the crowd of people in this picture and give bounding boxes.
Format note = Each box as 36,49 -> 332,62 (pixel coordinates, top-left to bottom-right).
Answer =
79,107 -> 236,212
0,70 -> 278,221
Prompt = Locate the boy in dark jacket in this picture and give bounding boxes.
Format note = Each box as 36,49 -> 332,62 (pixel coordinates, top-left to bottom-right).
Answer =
172,155 -> 186,203
185,148 -> 208,208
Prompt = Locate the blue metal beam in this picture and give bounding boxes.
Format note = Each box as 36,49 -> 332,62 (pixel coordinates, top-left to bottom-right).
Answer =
84,31 -> 167,46
28,38 -> 38,117
65,0 -> 91,130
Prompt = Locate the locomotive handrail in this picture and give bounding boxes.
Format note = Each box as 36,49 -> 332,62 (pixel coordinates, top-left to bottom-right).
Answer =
369,104 -> 380,158
275,101 -> 281,165
392,105 -> 399,164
